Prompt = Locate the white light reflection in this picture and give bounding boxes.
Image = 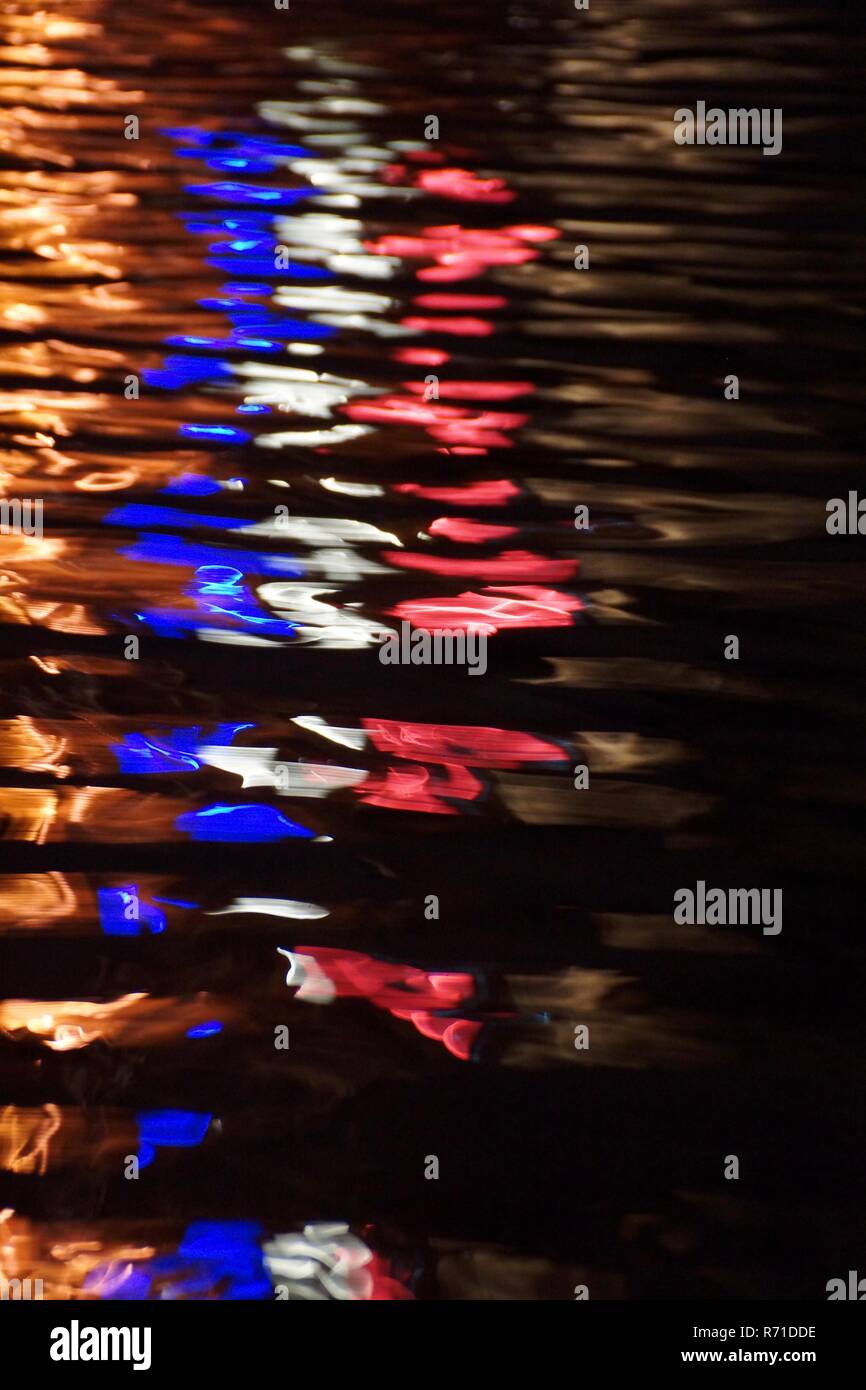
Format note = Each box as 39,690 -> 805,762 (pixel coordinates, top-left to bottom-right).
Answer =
209,897 -> 329,920
197,744 -> 367,796
291,715 -> 368,751
264,1222 -> 377,1301
258,582 -> 393,640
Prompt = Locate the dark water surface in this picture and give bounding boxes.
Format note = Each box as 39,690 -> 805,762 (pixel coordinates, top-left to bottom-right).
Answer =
1,0 -> 865,1299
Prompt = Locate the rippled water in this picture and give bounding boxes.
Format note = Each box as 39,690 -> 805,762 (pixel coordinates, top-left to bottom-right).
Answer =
1,0 -> 865,1300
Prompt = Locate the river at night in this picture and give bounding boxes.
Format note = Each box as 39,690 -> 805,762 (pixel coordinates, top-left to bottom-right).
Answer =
1,0 -> 865,1305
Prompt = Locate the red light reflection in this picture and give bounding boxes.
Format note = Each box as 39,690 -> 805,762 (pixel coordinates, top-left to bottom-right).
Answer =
392,480 -> 520,505
361,719 -> 568,767
357,761 -> 483,814
290,945 -> 484,1060
428,517 -> 517,542
384,549 -> 579,582
388,586 -> 583,633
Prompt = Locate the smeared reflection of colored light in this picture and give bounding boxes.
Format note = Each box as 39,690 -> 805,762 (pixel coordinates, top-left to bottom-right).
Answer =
186,215 -> 273,233
147,566 -> 292,636
402,315 -> 494,336
415,168 -> 514,201
86,1219 -> 270,1301
407,1012 -> 453,1043
345,395 -> 464,427
505,224 -> 559,241
436,445 -> 488,455
428,517 -> 517,542
179,1222 -> 266,1280
291,946 -> 475,1010
207,254 -> 332,282
104,504 -> 248,532
176,804 -> 315,842
161,474 -> 223,496
361,719 -> 569,767
389,586 -> 583,633
206,253 -> 330,283
161,127 -> 309,154
393,480 -> 520,506
163,335 -> 247,351
111,722 -> 251,774
119,532 -> 304,579
87,1266 -> 153,1300
178,424 -> 251,444
143,355 -> 232,390
345,396 -> 526,449
433,428 -> 509,446
413,293 -> 506,310
284,946 -> 490,1061
385,549 -> 579,582
448,410 -> 527,430
186,182 -> 319,205
392,346 -> 450,366
186,1021 -> 222,1039
137,1111 -> 211,1149
379,164 -> 512,203
161,332 -> 283,350
363,234 -> 439,258
233,336 -> 283,349
264,1224 -> 412,1301
365,1252 -> 416,1301
195,565 -> 243,594
441,1019 -> 483,1060
206,157 -> 275,174
112,733 -> 200,773
364,224 -> 543,284
416,257 -> 501,282
403,380 -> 533,400
97,887 -> 167,937
358,761 -> 482,814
